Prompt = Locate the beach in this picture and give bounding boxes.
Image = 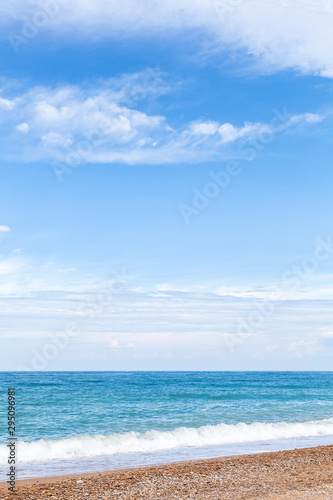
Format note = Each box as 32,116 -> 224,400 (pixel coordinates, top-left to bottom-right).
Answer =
1,372 -> 333,494
1,444 -> 333,499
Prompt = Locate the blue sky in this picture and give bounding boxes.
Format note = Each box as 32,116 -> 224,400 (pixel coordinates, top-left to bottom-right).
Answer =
1,0 -> 333,370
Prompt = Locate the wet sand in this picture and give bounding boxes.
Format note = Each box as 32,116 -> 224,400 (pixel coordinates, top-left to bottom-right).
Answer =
1,444 -> 333,499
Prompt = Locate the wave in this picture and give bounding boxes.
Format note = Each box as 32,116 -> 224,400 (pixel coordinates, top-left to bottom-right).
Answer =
1,418 -> 333,464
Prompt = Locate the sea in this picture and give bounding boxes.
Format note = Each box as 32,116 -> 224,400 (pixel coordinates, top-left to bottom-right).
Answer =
0,371 -> 333,480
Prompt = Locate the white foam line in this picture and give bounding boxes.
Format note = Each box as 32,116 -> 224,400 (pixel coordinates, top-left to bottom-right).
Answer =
1,418 -> 333,464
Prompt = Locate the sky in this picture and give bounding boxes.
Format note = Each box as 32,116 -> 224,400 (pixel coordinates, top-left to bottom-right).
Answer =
1,0 -> 333,370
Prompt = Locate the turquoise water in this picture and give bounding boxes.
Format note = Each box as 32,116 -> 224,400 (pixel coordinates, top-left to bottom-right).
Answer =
0,372 -> 333,478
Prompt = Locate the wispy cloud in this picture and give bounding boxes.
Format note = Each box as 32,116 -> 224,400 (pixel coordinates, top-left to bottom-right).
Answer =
0,244 -> 332,369
0,74 -> 324,167
1,253 -> 332,348
288,340 -> 321,358
3,1 -> 333,78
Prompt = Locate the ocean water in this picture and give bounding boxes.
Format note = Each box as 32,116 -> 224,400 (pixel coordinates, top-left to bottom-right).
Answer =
0,371 -> 333,479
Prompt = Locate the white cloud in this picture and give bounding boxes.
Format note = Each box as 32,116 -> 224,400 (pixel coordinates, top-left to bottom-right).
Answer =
0,253 -> 331,369
0,255 -> 26,277
287,113 -> 324,125
109,340 -> 134,349
265,345 -> 279,352
218,122 -> 271,144
16,122 -> 29,133
189,121 -> 219,136
0,225 -> 10,233
2,1 -> 333,78
317,328 -> 333,338
287,340 -> 321,358
211,0 -> 333,78
0,75 -> 323,166
0,97 -> 15,110
56,268 -> 76,273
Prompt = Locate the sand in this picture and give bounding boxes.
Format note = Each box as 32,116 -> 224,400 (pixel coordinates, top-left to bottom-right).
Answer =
1,444 -> 333,499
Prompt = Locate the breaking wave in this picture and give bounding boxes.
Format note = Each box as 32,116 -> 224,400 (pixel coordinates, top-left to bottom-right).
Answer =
1,418 -> 333,464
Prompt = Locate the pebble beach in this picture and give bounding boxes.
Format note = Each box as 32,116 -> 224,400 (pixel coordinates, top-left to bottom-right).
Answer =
1,444 -> 333,500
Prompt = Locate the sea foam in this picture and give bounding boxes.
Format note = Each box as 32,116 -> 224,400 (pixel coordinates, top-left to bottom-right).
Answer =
1,418 -> 333,464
